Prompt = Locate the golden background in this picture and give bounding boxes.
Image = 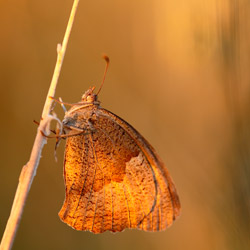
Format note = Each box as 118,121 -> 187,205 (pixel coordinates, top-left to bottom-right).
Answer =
0,0 -> 249,249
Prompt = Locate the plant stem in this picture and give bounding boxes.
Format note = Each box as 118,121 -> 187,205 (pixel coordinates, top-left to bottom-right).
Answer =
0,1 -> 80,250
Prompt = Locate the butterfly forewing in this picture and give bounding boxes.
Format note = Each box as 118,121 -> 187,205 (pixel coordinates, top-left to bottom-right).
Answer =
59,104 -> 180,233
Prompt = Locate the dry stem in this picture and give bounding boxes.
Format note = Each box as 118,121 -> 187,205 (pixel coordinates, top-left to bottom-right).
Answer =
0,1 -> 80,249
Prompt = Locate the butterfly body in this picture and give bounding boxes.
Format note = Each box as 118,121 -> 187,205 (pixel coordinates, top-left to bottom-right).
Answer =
59,87 -> 181,233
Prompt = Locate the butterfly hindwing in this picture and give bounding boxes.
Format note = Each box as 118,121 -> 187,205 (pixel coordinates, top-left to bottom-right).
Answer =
58,105 -> 180,233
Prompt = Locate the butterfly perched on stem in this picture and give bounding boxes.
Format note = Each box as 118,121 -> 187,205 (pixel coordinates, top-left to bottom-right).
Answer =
58,56 -> 181,233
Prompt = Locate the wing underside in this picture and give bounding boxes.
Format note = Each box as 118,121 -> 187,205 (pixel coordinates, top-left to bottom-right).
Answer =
59,108 -> 180,233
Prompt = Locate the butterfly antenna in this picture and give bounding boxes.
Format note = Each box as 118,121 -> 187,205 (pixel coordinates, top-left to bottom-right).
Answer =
96,55 -> 110,96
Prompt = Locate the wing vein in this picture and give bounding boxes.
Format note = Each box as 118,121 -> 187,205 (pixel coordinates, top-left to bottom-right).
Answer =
111,182 -> 114,231
92,192 -> 99,231
81,133 -> 98,230
122,183 -> 131,227
72,134 -> 90,225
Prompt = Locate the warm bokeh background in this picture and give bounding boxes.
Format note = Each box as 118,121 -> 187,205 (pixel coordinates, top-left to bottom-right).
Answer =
0,0 -> 249,249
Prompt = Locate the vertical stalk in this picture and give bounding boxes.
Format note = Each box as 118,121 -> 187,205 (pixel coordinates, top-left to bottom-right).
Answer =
0,1 -> 80,249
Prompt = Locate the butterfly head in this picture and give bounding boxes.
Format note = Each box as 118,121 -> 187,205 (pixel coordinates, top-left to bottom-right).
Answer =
78,55 -> 109,107
81,86 -> 99,105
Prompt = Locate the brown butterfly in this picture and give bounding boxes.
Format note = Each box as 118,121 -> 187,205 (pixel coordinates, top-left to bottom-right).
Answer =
58,56 -> 181,233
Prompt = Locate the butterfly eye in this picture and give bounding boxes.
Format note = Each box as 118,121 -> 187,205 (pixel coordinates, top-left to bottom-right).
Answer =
85,93 -> 97,103
86,95 -> 92,102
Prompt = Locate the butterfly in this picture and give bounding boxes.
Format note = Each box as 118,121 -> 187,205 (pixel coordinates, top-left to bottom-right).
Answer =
58,56 -> 181,233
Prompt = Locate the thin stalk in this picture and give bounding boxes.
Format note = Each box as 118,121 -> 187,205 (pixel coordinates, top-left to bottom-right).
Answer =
0,1 -> 80,250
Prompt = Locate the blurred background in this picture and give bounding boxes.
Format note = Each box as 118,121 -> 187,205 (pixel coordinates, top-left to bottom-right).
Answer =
0,0 -> 249,249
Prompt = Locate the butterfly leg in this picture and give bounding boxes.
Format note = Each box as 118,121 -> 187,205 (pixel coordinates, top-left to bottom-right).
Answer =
59,97 -> 67,113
